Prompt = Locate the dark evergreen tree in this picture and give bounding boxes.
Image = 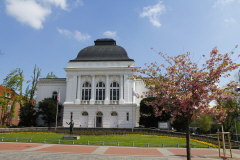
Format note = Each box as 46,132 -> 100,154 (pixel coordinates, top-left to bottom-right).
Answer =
19,102 -> 36,127
139,97 -> 171,128
38,98 -> 63,127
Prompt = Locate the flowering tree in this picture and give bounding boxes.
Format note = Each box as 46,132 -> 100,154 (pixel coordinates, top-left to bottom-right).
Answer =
136,48 -> 239,160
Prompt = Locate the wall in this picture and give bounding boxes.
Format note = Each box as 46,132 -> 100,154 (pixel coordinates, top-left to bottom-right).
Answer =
63,104 -> 136,128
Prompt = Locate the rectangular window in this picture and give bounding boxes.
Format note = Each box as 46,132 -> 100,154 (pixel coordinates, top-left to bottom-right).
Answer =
117,90 -> 119,100
126,112 -> 129,121
89,90 -> 91,100
7,104 -> 11,111
5,93 -> 11,98
110,90 -> 112,100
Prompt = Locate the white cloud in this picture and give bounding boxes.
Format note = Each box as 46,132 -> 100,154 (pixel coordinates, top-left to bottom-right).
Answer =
224,17 -> 236,24
4,0 -> 77,29
103,31 -> 117,38
5,0 -> 51,29
213,0 -> 240,7
74,0 -> 84,7
140,1 -> 166,27
42,0 -> 67,10
57,28 -> 91,41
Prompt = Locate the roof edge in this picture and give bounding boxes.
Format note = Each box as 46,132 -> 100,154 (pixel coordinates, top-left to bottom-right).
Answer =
69,59 -> 134,62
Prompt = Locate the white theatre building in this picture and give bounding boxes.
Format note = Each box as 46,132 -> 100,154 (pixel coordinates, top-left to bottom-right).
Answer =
36,38 -> 147,128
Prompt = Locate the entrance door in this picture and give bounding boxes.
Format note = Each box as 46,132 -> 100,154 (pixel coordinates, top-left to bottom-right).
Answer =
96,112 -> 103,128
96,117 -> 102,127
111,111 -> 118,128
81,111 -> 88,127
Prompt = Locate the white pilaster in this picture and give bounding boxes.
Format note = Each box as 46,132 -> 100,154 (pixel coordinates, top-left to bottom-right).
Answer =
105,75 -> 110,104
73,76 -> 78,104
65,76 -> 71,102
123,74 -> 128,102
75,75 -> 81,104
119,75 -> 124,104
132,79 -> 136,103
90,75 -> 95,104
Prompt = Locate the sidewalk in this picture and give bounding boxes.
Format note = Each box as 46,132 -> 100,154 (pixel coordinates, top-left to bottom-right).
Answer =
0,142 -> 239,160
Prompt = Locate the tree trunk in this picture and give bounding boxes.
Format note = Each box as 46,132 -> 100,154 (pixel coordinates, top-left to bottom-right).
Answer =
186,119 -> 191,160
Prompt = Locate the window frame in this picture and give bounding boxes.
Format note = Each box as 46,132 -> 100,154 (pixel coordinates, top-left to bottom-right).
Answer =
110,82 -> 120,100
82,82 -> 92,100
96,82 -> 106,100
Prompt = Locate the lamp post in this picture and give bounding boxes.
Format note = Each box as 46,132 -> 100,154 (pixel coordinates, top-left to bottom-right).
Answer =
55,88 -> 60,131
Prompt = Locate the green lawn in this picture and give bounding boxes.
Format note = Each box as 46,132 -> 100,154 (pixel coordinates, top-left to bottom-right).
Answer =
0,132 -> 215,148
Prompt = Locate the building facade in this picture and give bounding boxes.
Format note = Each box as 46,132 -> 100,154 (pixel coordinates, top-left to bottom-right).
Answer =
37,39 -> 147,128
0,86 -> 20,126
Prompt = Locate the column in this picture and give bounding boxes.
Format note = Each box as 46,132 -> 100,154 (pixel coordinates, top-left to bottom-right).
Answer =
65,75 -> 71,102
90,75 -> 95,104
132,79 -> 135,103
119,75 -> 124,104
105,75 -> 110,104
73,75 -> 78,104
75,75 -> 81,104
123,74 -> 128,102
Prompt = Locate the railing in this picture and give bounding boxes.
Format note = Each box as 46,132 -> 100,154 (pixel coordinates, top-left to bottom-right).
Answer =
110,100 -> 119,105
79,100 -> 119,105
95,100 -> 104,104
0,137 -> 212,148
81,100 -> 90,104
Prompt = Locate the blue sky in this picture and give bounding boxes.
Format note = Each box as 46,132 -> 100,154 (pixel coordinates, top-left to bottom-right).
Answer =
0,0 -> 240,89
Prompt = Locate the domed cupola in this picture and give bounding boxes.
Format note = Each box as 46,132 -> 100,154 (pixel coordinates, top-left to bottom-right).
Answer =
70,38 -> 134,62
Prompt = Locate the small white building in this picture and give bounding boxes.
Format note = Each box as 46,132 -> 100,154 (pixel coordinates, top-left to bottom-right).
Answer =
37,38 -> 147,128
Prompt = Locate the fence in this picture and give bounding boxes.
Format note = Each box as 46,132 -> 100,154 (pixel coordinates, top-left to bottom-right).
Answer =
0,137 -> 210,148
0,127 -> 239,148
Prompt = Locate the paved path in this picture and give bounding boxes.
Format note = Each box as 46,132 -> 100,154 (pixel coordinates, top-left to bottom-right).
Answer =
0,142 -> 240,160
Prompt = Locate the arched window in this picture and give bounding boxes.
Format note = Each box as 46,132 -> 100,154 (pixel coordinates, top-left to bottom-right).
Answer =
82,111 -> 88,116
111,111 -> 118,116
110,82 -> 120,100
52,91 -> 57,100
96,111 -> 103,116
82,82 -> 91,100
96,82 -> 105,100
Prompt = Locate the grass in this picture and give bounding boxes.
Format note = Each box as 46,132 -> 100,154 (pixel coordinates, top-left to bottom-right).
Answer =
0,132 -> 216,148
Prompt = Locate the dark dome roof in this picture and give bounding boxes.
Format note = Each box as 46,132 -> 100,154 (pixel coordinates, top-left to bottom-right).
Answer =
70,38 -> 134,62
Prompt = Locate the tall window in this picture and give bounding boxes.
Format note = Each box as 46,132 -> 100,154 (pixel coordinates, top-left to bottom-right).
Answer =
110,82 -> 120,100
82,82 -> 91,100
52,91 -> 57,100
96,82 -> 105,100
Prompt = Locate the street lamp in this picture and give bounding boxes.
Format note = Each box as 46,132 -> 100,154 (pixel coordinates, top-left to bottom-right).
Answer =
55,88 -> 60,131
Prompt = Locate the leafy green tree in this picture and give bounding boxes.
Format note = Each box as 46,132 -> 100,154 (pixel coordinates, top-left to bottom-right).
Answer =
220,98 -> 240,132
38,98 -> 62,127
0,89 -> 10,126
136,48 -> 239,160
2,68 -> 24,96
191,114 -> 213,133
19,65 -> 41,127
